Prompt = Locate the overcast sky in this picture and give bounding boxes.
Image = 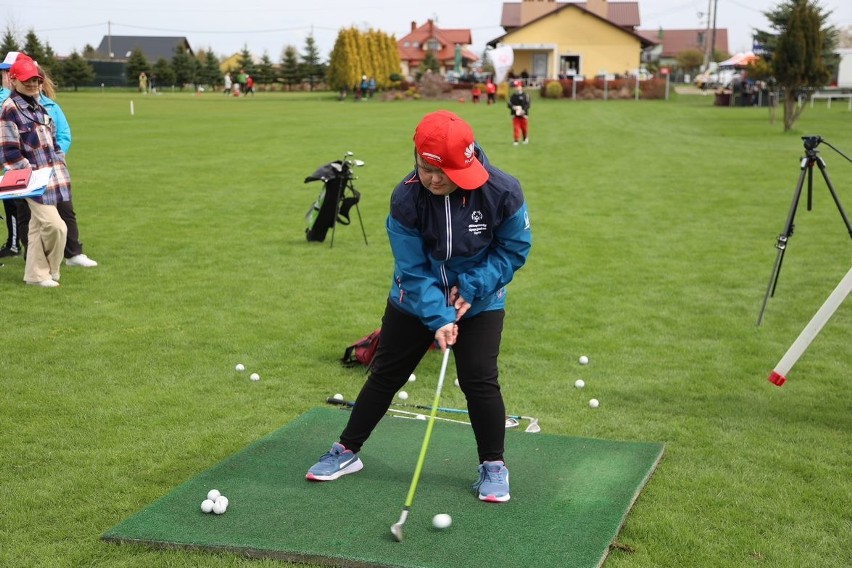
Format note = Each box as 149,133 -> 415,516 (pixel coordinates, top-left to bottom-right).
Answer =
5,0 -> 851,60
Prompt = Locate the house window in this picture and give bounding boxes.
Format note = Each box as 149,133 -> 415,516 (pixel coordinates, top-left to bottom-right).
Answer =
426,39 -> 440,51
560,55 -> 580,77
697,32 -> 704,46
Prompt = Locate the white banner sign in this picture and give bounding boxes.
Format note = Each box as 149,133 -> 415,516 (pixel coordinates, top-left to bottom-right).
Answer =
489,46 -> 514,84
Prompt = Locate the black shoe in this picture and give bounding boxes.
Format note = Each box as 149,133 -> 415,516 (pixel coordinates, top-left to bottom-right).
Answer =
0,246 -> 20,258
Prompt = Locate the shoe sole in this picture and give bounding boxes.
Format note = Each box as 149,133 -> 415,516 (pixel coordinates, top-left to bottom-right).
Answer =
479,492 -> 511,503
305,458 -> 363,481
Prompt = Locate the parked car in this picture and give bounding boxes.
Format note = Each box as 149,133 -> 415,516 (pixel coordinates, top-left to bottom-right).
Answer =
695,67 -> 739,90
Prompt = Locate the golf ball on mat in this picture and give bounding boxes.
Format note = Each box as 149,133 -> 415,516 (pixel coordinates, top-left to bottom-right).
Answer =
215,496 -> 229,507
398,391 -> 409,400
333,393 -> 344,401
250,373 -> 260,382
432,513 -> 452,529
578,355 -> 589,365
200,499 -> 215,513
212,500 -> 227,515
408,373 -> 416,382
589,398 -> 600,408
235,363 -> 245,372
207,489 -> 221,501
574,379 -> 585,388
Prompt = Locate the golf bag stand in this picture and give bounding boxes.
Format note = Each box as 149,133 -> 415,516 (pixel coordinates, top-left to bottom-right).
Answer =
304,151 -> 368,248
756,136 -> 852,325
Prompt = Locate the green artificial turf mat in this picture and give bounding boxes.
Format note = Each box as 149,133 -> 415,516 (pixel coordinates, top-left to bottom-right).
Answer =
103,407 -> 664,567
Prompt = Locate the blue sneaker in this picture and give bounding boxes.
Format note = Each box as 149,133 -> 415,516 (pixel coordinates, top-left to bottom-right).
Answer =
306,442 -> 363,481
473,460 -> 510,502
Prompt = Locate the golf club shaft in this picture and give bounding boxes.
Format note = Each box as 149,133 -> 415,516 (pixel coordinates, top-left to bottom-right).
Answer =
403,347 -> 451,509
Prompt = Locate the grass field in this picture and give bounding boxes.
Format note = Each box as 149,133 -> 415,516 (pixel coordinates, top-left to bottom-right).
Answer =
1,88 -> 850,568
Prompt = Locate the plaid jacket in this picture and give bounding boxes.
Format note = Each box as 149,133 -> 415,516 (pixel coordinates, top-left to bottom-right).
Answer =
0,91 -> 71,204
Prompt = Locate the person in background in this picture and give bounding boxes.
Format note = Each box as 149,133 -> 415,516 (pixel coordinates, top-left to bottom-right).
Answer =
0,52 -> 97,270
485,78 -> 497,105
0,54 -> 68,287
507,80 -> 531,145
223,72 -> 232,95
0,52 -> 22,258
306,110 -> 532,504
471,83 -> 481,103
138,71 -> 147,93
244,74 -> 255,96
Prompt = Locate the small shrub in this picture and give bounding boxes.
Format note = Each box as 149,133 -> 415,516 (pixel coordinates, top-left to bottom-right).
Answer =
545,81 -> 563,99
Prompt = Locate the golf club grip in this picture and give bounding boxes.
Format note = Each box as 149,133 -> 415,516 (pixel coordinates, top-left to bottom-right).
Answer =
326,397 -> 355,408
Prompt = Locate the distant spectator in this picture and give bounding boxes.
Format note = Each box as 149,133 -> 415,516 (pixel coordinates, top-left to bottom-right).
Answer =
223,72 -> 232,95
244,75 -> 255,96
471,84 -> 481,103
485,78 -> 497,105
138,72 -> 147,93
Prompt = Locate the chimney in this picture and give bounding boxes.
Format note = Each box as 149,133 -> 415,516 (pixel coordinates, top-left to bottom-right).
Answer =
519,0 -> 558,26
585,0 -> 608,19
411,21 -> 417,32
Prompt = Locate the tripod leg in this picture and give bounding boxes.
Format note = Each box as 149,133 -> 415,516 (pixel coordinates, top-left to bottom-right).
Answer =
813,158 -> 852,239
757,160 -> 808,325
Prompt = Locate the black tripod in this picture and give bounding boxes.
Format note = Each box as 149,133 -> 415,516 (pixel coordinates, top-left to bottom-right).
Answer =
757,136 -> 852,325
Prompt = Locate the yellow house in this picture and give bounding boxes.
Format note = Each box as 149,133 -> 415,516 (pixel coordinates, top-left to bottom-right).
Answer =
488,0 -> 655,81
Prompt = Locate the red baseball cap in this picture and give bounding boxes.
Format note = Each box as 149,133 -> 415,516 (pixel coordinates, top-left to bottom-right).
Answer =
10,54 -> 40,82
414,110 -> 488,190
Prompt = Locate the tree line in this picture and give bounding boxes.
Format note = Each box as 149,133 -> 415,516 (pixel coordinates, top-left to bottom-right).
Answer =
1,25 -> 400,92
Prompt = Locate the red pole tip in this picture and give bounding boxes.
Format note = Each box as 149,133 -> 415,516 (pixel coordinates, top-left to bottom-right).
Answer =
768,371 -> 787,386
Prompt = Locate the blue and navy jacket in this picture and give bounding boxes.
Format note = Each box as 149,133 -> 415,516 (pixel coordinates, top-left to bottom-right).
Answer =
387,146 -> 532,331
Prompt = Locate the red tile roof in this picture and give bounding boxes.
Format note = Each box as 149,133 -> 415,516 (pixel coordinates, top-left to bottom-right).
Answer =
637,28 -> 729,58
501,1 -> 640,29
398,20 -> 479,65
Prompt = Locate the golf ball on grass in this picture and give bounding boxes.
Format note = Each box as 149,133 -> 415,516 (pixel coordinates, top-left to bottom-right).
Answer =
250,373 -> 260,382
574,379 -> 585,388
578,355 -> 589,365
408,373 -> 416,382
432,513 -> 452,529
235,363 -> 245,372
398,391 -> 409,401
200,499 -> 215,513
333,393 -> 344,401
589,398 -> 600,409
207,489 -> 221,501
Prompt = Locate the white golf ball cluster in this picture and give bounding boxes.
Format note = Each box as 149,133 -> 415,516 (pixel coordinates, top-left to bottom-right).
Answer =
234,363 -> 260,382
575,354 -> 599,408
201,489 -> 230,515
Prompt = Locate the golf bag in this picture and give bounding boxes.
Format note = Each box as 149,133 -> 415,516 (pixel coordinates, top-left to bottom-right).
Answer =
304,152 -> 367,246
341,328 -> 381,368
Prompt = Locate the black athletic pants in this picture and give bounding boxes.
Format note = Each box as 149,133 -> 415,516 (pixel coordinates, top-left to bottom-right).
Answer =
14,198 -> 83,258
2,199 -> 20,249
340,300 -> 506,463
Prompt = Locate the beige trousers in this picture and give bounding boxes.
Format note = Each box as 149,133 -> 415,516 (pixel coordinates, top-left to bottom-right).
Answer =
24,199 -> 67,284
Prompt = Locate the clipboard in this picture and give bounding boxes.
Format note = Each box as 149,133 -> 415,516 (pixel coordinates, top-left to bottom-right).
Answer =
0,167 -> 52,200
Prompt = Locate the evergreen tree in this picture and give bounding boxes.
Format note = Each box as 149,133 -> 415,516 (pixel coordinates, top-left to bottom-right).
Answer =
22,30 -> 47,63
301,34 -> 325,90
237,45 -> 255,76
60,51 -> 95,91
151,58 -> 176,90
125,48 -> 150,83
761,0 -> 836,131
1,28 -> 19,57
82,44 -> 97,58
421,50 -> 441,78
255,52 -> 276,86
198,50 -> 222,88
280,45 -> 301,90
171,45 -> 195,89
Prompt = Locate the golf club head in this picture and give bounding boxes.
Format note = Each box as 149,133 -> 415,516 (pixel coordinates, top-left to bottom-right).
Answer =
505,417 -> 520,429
390,523 -> 404,542
525,419 -> 541,433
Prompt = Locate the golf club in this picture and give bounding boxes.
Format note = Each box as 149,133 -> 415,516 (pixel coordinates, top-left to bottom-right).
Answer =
390,347 -> 451,542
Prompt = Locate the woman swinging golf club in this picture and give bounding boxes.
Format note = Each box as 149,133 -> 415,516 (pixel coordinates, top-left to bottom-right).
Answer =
306,110 -> 532,507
